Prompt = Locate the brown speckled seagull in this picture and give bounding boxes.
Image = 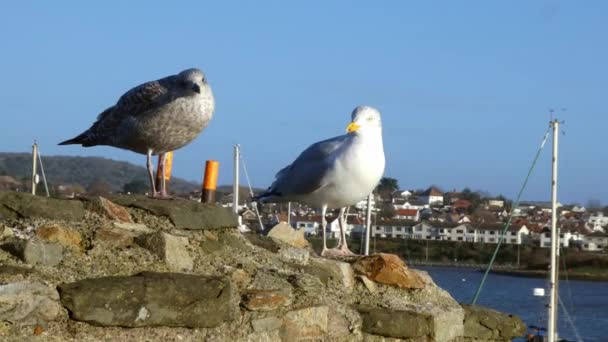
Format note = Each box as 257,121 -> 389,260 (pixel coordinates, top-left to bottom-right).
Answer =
59,68 -> 215,198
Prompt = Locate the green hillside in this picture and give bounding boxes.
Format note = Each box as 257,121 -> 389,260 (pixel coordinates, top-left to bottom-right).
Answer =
0,152 -> 199,194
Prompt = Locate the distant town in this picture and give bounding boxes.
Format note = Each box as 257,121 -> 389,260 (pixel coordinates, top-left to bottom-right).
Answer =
238,180 -> 608,253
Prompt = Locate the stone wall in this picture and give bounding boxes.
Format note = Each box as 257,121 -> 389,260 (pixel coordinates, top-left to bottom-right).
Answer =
0,192 -> 525,341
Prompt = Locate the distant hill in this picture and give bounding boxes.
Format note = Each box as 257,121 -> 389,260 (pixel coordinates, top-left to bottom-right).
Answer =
0,152 -> 199,194
0,152 -> 267,197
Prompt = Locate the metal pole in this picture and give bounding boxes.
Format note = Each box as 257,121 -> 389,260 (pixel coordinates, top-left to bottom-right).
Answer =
287,202 -> 291,225
31,142 -> 38,195
232,145 -> 239,214
364,193 -> 372,255
548,119 -> 559,342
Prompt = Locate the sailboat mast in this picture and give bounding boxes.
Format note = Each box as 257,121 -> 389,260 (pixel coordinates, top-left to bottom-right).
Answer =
548,119 -> 560,342
233,145 -> 240,214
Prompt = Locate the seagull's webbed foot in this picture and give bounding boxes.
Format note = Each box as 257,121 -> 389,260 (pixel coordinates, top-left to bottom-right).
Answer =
148,192 -> 175,200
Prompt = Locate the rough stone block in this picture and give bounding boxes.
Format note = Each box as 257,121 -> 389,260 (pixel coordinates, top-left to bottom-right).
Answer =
58,272 -> 236,328
88,197 -> 133,222
135,232 -> 193,272
0,281 -> 63,325
241,289 -> 292,311
281,306 -> 328,340
461,304 -> 526,341
309,257 -> 355,290
36,224 -> 83,252
1,239 -> 63,266
279,246 -> 309,265
108,195 -> 238,230
352,253 -> 425,289
0,191 -> 84,221
267,222 -> 309,248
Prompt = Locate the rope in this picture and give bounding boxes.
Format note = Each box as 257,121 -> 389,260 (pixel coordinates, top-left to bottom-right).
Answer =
471,125 -> 551,304
36,147 -> 50,197
238,149 -> 265,232
558,294 -> 584,342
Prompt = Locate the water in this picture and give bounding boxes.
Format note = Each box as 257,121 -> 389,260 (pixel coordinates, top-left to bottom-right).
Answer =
420,267 -> 608,342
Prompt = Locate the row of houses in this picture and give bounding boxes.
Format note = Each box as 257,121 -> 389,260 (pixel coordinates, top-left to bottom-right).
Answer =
286,215 -> 608,252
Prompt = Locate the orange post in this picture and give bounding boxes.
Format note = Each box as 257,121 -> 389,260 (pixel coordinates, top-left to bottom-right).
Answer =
155,151 -> 174,191
201,160 -> 219,203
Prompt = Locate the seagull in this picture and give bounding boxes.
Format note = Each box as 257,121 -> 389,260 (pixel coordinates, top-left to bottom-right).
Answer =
59,68 -> 214,198
255,106 -> 385,256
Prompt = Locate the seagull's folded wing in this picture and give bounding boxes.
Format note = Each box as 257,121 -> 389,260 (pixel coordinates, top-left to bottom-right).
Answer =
271,134 -> 350,196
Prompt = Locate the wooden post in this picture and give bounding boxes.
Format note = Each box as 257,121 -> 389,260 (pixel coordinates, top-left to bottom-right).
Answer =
201,160 -> 219,203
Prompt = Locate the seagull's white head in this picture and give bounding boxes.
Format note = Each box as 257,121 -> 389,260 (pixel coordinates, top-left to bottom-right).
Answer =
346,106 -> 382,134
177,68 -> 211,96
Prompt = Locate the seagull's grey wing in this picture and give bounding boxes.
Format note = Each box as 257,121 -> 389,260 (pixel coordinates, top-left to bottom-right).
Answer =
112,76 -> 176,118
271,134 -> 350,196
88,77 -> 177,137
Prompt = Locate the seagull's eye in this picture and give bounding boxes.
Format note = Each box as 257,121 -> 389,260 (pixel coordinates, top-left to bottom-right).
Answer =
367,117 -> 374,122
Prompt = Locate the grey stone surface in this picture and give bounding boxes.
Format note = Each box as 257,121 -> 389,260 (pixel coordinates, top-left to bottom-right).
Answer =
266,222 -> 309,248
1,239 -> 64,266
358,306 -> 432,339
461,304 -> 526,341
0,281 -> 63,325
251,316 -> 282,332
281,306 -> 328,340
0,192 -> 85,221
309,257 -> 355,289
58,272 -> 236,328
278,246 -> 309,265
135,232 -> 193,272
109,195 -> 238,230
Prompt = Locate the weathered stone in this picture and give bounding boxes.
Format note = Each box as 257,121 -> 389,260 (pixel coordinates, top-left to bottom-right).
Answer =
0,281 -> 63,325
267,222 -> 309,248
246,330 -> 281,342
281,306 -> 328,340
357,275 -> 377,293
95,227 -> 136,248
461,304 -> 526,341
327,306 -> 352,338
109,195 -> 238,230
223,266 -> 252,289
0,225 -> 13,240
135,232 -> 193,272
352,253 -> 425,289
251,316 -> 283,332
241,289 -> 292,311
1,239 -> 63,266
278,246 -> 309,265
358,306 -> 432,339
58,272 -> 236,328
0,191 -> 84,221
89,197 -> 133,223
36,224 -> 83,252
309,257 -> 355,290
112,222 -> 153,233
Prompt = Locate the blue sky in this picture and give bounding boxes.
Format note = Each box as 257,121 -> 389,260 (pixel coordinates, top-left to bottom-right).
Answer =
0,1 -> 606,205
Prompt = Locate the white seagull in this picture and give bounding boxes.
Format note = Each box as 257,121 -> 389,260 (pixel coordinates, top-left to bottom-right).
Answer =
255,106 -> 385,256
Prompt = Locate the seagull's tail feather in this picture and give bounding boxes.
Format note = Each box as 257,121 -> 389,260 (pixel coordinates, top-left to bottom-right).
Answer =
58,131 -> 97,147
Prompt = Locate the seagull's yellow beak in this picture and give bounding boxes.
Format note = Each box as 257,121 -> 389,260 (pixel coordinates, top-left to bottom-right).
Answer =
346,122 -> 360,133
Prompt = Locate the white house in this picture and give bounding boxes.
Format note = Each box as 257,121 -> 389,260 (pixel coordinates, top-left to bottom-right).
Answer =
587,212 -> 608,232
539,228 -> 584,248
581,232 -> 608,252
419,187 -> 444,206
